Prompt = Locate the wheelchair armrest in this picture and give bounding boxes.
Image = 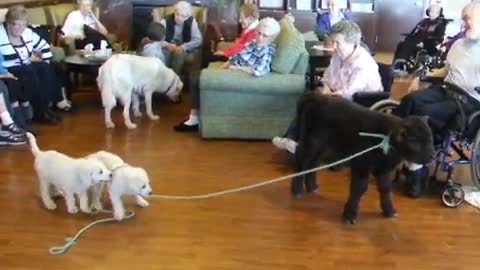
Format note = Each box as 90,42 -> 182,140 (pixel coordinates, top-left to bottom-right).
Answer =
352,92 -> 390,108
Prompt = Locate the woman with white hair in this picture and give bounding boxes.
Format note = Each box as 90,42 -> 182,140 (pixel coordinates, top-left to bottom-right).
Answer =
61,0 -> 110,50
392,4 -> 447,73
160,1 -> 203,75
174,17 -> 280,132
273,21 -> 383,170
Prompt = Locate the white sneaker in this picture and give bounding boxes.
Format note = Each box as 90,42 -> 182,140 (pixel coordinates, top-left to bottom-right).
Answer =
272,136 -> 297,154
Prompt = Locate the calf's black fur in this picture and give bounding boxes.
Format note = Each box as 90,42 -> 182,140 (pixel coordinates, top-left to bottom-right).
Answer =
293,93 -> 434,224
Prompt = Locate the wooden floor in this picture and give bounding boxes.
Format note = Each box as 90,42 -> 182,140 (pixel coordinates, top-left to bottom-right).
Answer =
1,86 -> 480,270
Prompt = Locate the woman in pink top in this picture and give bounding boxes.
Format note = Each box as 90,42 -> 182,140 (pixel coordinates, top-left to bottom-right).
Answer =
273,20 -> 383,155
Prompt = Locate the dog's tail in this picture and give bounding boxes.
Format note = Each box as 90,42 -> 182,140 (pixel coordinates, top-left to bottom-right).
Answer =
26,132 -> 41,157
97,61 -> 117,109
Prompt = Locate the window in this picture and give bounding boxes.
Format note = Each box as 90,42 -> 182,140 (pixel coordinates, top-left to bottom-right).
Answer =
258,0 -> 286,10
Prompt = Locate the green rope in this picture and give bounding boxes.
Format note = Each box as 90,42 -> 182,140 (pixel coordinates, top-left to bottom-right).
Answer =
49,211 -> 135,255
150,132 -> 391,200
49,132 -> 390,255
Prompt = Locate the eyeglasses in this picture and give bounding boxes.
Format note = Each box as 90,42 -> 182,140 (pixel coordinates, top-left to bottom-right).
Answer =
9,21 -> 27,28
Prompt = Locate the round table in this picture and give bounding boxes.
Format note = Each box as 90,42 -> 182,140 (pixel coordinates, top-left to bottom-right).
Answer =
64,54 -> 108,99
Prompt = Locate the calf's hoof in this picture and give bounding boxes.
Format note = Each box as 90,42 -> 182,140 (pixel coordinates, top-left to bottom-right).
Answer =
382,210 -> 399,218
342,211 -> 357,225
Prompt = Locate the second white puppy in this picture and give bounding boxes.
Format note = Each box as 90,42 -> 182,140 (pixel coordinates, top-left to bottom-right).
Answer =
87,151 -> 153,221
26,133 -> 112,214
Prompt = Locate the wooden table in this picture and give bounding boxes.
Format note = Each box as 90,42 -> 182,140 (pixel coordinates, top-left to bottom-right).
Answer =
64,54 -> 107,98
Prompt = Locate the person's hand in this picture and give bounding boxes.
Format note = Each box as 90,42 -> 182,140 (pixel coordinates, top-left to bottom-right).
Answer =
221,61 -> 231,69
213,50 -> 224,56
166,43 -> 183,53
30,52 -> 42,63
408,77 -> 420,93
0,72 -> 17,80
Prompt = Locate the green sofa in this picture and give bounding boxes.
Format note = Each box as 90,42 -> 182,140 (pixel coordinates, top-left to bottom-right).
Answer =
199,18 -> 309,139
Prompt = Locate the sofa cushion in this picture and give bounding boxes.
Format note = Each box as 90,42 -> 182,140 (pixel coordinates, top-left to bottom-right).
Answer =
201,62 -> 306,95
271,18 -> 306,74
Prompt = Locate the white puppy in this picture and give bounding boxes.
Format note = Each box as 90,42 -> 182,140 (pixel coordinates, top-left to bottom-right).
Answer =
87,151 -> 153,221
97,54 -> 183,129
26,133 -> 112,214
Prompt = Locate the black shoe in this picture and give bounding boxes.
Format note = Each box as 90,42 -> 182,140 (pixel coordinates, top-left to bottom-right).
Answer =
46,110 -> 62,121
34,113 -> 58,125
173,121 -> 198,132
0,131 -> 27,146
1,123 -> 25,135
405,167 -> 429,198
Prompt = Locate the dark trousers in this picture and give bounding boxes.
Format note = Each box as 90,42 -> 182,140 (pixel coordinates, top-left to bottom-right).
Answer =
75,25 -> 111,50
201,55 -> 228,69
393,83 -> 480,134
393,35 -> 437,62
3,77 -> 26,104
8,62 -> 63,117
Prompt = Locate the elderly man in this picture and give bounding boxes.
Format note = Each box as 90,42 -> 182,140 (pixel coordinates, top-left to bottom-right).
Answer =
61,0 -> 110,50
315,0 -> 351,41
174,17 -> 280,132
159,1 -> 203,75
393,2 -> 480,198
273,20 -> 383,154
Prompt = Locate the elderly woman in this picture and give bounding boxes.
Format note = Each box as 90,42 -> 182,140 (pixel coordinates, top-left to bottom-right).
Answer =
174,17 -> 280,132
0,5 -> 64,124
159,1 -> 203,75
392,2 -> 480,198
206,3 -> 260,65
273,21 -> 383,158
315,0 -> 351,41
61,0 -> 110,50
392,4 -> 447,73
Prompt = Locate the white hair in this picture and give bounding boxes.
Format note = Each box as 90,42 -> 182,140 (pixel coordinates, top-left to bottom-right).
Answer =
77,0 -> 93,4
259,17 -> 280,38
175,1 -> 193,17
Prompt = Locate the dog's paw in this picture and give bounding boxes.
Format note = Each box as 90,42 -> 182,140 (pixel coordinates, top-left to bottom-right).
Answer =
149,114 -> 160,121
106,122 -> 115,128
114,211 -> 125,221
137,199 -> 149,208
44,201 -> 57,210
92,202 -> 103,211
68,206 -> 79,214
126,123 -> 137,129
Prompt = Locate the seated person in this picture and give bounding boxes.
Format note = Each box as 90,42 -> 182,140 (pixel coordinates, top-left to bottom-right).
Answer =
273,20 -> 383,154
315,0 -> 351,41
207,3 -> 259,65
393,2 -> 480,198
159,1 -> 203,75
0,76 -> 29,145
392,4 -> 447,73
173,17 -> 281,132
137,22 -> 168,63
0,5 -> 66,125
443,5 -> 472,52
61,0 -> 110,50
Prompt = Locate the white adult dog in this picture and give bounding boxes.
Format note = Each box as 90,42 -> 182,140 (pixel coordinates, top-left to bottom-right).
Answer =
97,54 -> 183,129
87,151 -> 153,221
26,133 -> 112,214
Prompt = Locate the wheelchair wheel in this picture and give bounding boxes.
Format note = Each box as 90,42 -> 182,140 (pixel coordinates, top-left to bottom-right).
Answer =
441,184 -> 465,208
470,129 -> 480,189
369,99 -> 399,114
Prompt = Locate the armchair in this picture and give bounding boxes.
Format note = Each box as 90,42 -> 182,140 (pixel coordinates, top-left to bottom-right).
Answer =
199,18 -> 308,139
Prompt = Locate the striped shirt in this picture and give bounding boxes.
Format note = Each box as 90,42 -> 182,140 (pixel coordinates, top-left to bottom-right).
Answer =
0,24 -> 52,68
229,41 -> 276,77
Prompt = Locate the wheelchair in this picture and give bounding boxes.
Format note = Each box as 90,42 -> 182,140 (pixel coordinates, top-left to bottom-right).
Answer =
367,84 -> 480,208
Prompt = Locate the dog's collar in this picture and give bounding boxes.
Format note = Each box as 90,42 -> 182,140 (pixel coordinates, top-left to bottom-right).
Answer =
164,77 -> 176,96
112,163 -> 130,172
